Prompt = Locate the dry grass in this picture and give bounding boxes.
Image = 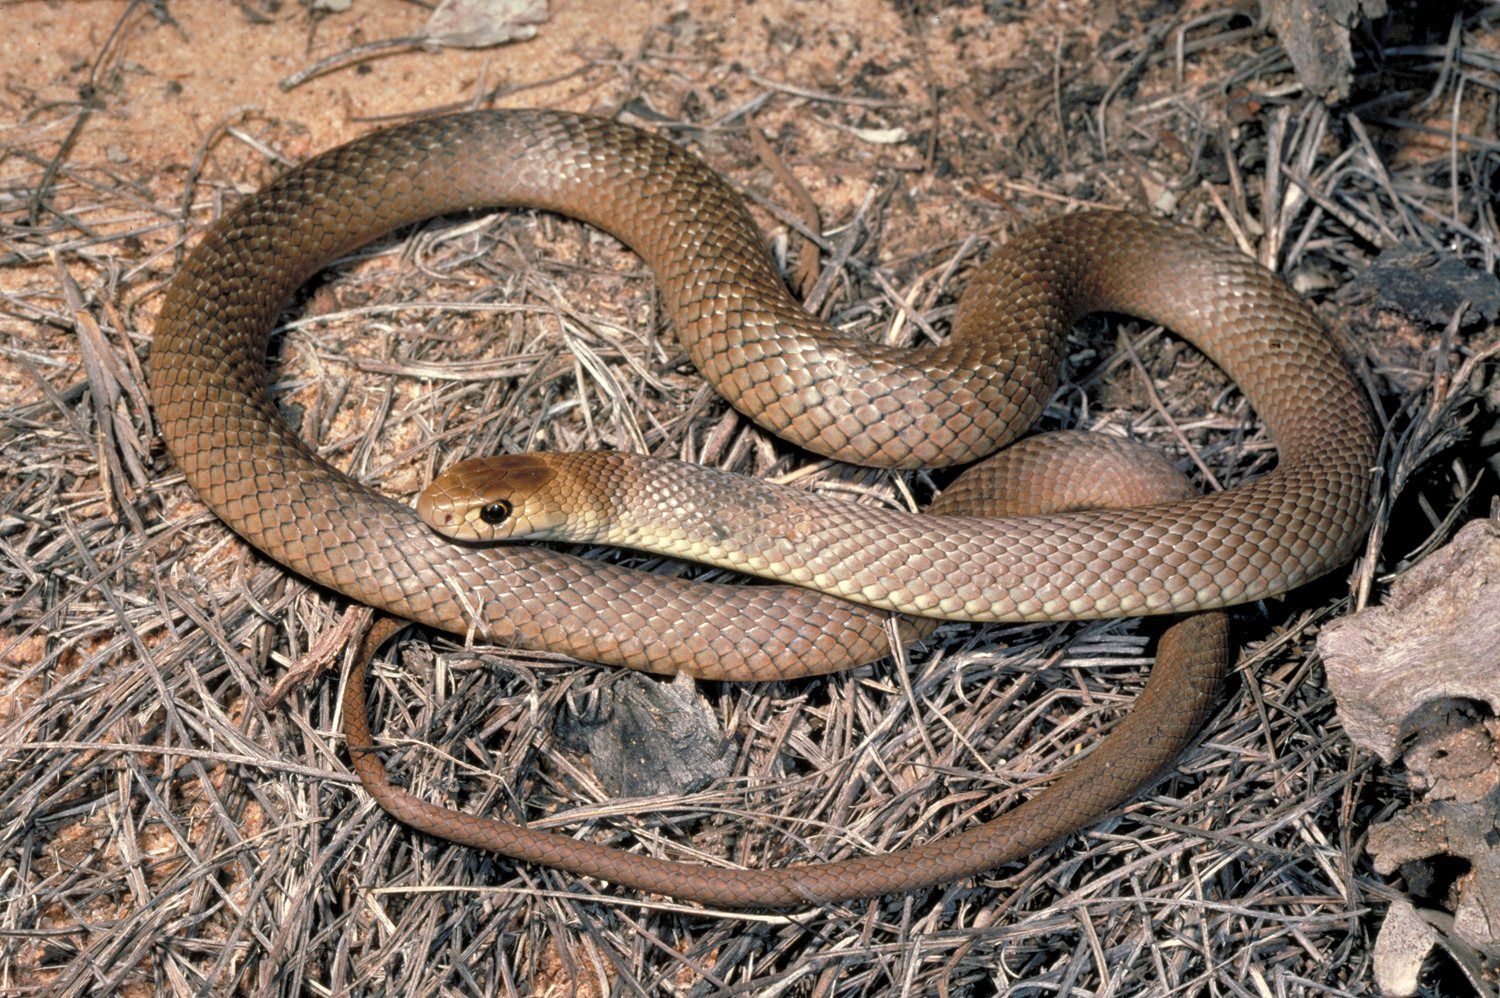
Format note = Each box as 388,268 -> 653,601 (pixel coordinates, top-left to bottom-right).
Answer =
2,2 -> 1498,995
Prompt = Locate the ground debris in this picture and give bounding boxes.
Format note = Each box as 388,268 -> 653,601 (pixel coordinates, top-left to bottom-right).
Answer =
425,0 -> 550,48
1339,244 -> 1500,331
1321,518 -> 1500,764
2,0 -> 1494,992
1262,0 -> 1390,103
1320,517 -> 1500,986
559,672 -> 732,798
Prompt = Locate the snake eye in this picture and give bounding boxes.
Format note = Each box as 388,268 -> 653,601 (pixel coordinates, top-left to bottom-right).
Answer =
479,500 -> 513,526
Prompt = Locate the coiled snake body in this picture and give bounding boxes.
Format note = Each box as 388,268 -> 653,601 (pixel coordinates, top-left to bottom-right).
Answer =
150,109 -> 1377,907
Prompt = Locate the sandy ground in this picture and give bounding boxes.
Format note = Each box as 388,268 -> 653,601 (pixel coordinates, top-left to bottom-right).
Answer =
0,0 -> 1034,234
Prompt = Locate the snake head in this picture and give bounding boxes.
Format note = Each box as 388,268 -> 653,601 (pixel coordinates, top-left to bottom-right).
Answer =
417,454 -> 569,541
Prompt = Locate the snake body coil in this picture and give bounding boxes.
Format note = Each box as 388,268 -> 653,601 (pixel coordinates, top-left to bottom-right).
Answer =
150,109 -> 1378,907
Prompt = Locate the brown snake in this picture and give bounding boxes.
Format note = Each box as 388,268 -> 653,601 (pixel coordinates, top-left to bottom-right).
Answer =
149,109 -> 1377,908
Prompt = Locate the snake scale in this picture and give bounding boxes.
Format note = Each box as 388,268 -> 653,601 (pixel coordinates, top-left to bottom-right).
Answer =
149,109 -> 1377,908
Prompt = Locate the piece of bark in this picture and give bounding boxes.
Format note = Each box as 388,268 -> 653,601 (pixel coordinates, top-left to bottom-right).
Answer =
425,0 -> 548,48
1260,0 -> 1389,103
1319,517 -> 1500,972
1367,792 -> 1500,959
1337,246 -> 1500,332
1373,898 -> 1497,996
1333,246 -> 1500,391
560,672 -> 732,799
1319,517 -> 1500,764
1374,898 -> 1442,997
